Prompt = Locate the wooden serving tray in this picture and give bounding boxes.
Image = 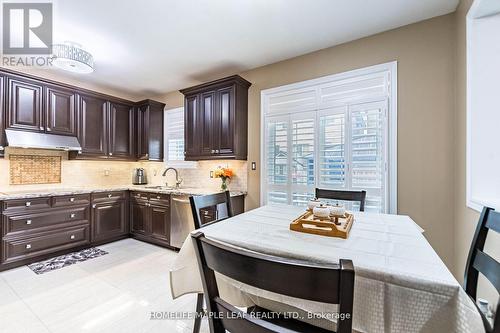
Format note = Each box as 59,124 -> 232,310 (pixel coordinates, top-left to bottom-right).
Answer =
290,210 -> 354,239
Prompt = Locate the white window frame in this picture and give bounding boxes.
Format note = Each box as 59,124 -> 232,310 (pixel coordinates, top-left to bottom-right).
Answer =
260,61 -> 398,213
164,107 -> 198,169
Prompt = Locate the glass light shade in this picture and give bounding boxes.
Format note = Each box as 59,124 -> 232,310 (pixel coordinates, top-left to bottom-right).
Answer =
52,43 -> 94,73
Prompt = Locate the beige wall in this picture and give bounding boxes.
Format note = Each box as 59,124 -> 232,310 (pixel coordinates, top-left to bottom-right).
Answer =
454,0 -> 500,305
162,14 -> 457,269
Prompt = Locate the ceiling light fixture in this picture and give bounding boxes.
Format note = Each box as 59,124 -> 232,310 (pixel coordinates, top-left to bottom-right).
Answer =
52,42 -> 94,73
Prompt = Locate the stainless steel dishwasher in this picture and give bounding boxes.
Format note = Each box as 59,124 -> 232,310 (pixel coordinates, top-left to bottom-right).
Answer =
170,194 -> 195,248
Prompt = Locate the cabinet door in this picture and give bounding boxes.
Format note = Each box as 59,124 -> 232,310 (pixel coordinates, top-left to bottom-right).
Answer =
0,75 -> 5,157
200,91 -> 216,156
184,94 -> 199,159
136,104 -> 149,160
45,85 -> 77,136
148,105 -> 164,161
130,200 -> 149,235
92,199 -> 128,243
150,203 -> 170,244
108,101 -> 135,159
77,94 -> 108,158
216,86 -> 235,155
6,76 -> 43,132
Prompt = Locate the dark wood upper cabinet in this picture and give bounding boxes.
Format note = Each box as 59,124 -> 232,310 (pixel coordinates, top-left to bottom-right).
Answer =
200,91 -> 216,156
0,75 -> 5,157
0,68 -> 164,162
45,85 -> 77,136
184,94 -> 199,158
108,101 -> 135,160
136,99 -> 165,161
180,75 -> 251,160
6,76 -> 43,132
76,93 -> 108,158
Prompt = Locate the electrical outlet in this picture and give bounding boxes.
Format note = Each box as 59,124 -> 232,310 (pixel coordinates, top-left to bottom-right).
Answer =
251,162 -> 256,170
210,171 -> 214,178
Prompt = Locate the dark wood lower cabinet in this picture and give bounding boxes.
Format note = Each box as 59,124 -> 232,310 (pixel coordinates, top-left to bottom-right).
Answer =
91,194 -> 128,244
130,192 -> 171,248
150,203 -> 170,244
0,192 -> 245,271
130,200 -> 148,235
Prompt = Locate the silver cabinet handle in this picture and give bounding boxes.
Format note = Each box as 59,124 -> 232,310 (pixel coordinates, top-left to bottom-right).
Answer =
39,126 -> 44,131
46,127 -> 52,132
70,213 -> 76,218
107,194 -> 112,198
25,202 -> 31,207
156,196 -> 161,199
203,210 -> 209,216
26,244 -> 31,249
26,220 -> 32,225
70,235 -> 75,240
69,197 -> 75,202
92,204 -> 97,208
0,146 -> 4,151
211,150 -> 215,153
215,149 -> 219,153
109,153 -> 113,156
78,151 -> 82,154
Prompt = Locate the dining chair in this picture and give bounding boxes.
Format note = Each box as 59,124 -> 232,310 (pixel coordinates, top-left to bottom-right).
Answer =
464,206 -> 500,333
191,231 -> 355,333
189,190 -> 233,229
315,188 -> 367,212
189,191 -> 233,333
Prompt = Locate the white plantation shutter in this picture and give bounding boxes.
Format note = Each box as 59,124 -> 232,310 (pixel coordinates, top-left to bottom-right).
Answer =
266,117 -> 288,204
291,115 -> 315,205
349,102 -> 387,212
165,108 -> 184,161
262,63 -> 395,213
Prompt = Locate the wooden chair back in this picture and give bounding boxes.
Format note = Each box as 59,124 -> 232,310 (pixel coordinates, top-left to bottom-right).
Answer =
315,188 -> 367,212
191,231 -> 355,333
464,206 -> 500,333
189,191 -> 233,229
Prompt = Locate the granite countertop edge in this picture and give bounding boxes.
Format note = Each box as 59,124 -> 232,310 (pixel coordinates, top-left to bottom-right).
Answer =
0,186 -> 247,200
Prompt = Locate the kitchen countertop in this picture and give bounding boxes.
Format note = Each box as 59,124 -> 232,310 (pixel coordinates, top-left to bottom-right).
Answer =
0,185 -> 247,200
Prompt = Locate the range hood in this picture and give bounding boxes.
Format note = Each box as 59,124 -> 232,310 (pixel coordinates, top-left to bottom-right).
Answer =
5,129 -> 82,152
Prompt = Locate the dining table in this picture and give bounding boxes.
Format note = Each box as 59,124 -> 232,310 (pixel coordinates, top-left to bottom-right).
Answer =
169,204 -> 484,333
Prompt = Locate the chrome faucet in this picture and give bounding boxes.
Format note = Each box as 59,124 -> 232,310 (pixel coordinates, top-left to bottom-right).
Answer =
162,167 -> 183,189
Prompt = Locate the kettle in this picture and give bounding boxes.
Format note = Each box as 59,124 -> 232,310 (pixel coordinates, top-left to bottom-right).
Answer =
132,168 -> 148,185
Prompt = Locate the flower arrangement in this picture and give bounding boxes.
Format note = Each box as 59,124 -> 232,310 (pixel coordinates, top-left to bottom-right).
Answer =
214,167 -> 233,191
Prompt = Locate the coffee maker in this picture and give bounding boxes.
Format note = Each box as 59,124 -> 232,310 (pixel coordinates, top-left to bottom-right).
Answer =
132,168 -> 147,185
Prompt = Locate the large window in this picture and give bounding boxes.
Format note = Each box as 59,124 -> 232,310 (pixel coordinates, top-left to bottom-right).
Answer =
261,63 -> 396,213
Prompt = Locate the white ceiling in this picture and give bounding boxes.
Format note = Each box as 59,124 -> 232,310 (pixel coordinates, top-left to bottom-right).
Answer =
47,0 -> 458,97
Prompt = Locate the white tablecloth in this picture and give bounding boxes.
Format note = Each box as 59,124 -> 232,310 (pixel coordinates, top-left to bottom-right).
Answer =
170,205 -> 483,333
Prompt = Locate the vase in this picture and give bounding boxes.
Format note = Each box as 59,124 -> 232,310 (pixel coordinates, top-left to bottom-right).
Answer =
220,178 -> 228,191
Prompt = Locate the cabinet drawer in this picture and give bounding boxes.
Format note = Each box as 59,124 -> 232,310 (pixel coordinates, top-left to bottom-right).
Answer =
3,207 -> 89,236
149,193 -> 170,205
91,191 -> 127,202
53,194 -> 90,207
2,225 -> 90,265
2,197 -> 51,212
130,191 -> 149,200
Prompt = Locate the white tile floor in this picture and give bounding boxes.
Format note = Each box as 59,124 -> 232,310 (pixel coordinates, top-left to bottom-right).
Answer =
0,239 -> 209,333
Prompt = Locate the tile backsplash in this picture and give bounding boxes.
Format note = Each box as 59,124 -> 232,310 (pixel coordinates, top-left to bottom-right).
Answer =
0,148 -> 247,193
9,155 -> 61,185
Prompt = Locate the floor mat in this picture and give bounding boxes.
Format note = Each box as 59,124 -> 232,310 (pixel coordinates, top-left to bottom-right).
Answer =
27,247 -> 108,274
